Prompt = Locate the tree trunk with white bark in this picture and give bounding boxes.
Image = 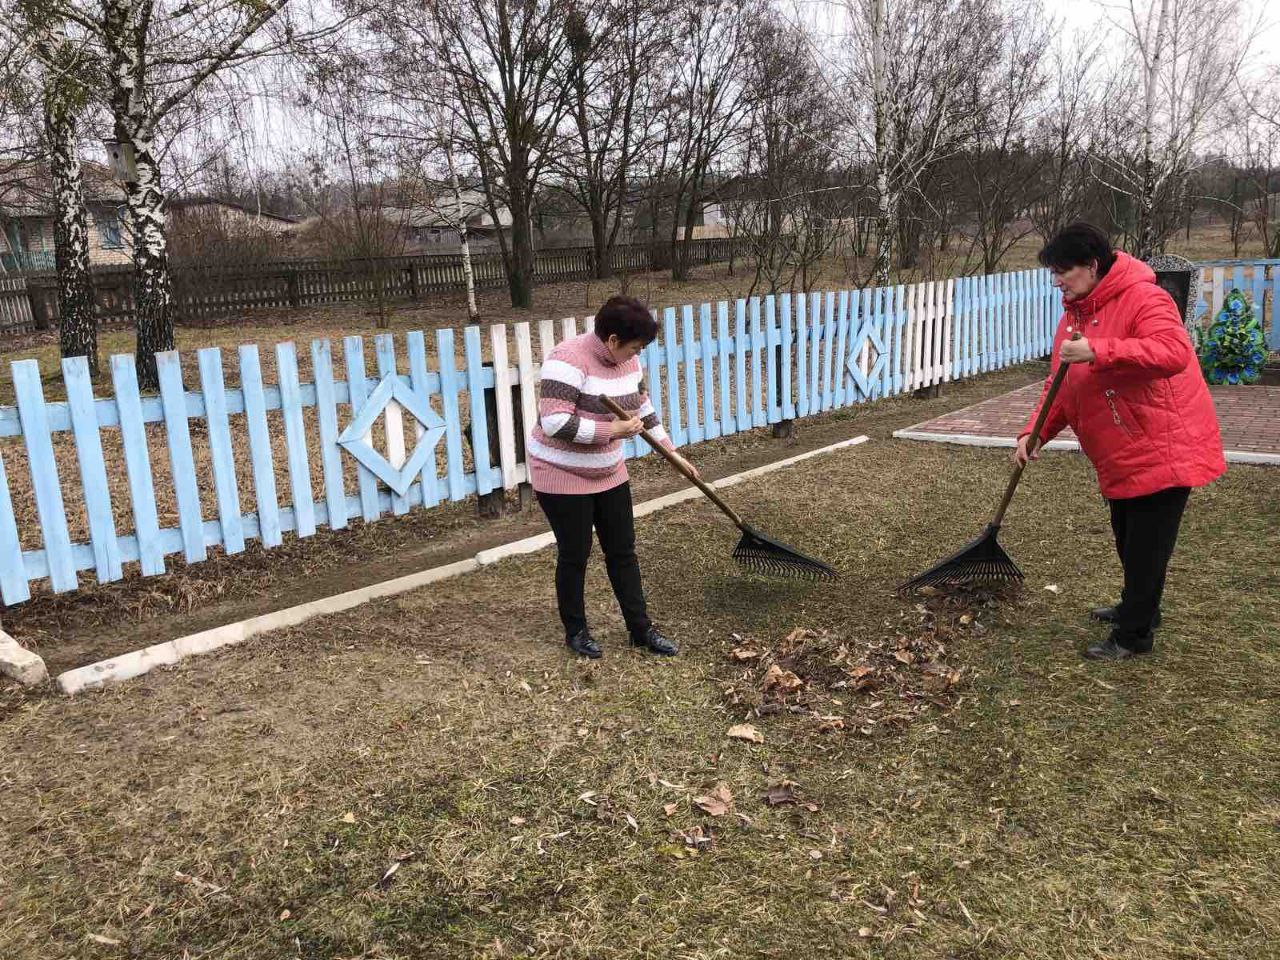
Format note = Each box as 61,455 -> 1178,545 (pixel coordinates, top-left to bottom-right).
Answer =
40,28 -> 97,375
1136,0 -> 1170,259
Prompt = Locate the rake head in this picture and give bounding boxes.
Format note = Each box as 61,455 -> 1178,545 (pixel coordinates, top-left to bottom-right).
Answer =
732,525 -> 838,581
897,523 -> 1023,593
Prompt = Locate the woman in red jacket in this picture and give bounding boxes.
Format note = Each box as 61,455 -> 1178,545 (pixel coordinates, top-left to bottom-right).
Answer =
1016,223 -> 1225,661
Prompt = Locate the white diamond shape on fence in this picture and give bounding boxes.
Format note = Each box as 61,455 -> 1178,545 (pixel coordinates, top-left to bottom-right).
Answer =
338,374 -> 446,496
846,318 -> 888,398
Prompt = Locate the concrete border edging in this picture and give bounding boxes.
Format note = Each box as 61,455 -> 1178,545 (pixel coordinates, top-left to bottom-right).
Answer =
0,628 -> 48,686
54,435 -> 870,695
892,428 -> 1278,465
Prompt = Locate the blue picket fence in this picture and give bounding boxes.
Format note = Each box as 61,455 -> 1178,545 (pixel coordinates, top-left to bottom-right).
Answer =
1194,259 -> 1280,349
0,267 -> 1063,606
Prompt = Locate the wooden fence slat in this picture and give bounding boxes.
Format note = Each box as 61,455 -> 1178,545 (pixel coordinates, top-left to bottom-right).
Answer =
662,308 -> 684,446
198,348 -> 246,552
62,355 -> 122,583
833,290 -> 850,407
375,334 -> 410,517
716,301 -> 733,434
436,328 -> 467,502
464,325 -> 497,495
750,296 -> 766,427
820,291 -> 835,410
343,336 -> 381,523
877,287 -> 892,398
407,330 -> 443,508
12,360 -> 77,592
764,294 -> 781,421
110,354 -> 165,576
925,282 -> 940,387
1272,268 -> 1280,350
276,341 -> 317,534
808,292 -> 821,405
514,323 -> 538,476
734,299 -> 750,432
1018,272 -> 1031,364
561,316 -> 577,342
0,448 -> 29,603
238,345 -> 283,547
943,278 -> 955,380
639,339 -> 662,456
779,293 -> 795,418
681,305 -> 702,443
538,318 -> 556,363
795,292 -> 810,417
311,339 -> 349,530
156,351 -> 207,564
998,273 -> 1009,369
490,324 -> 520,489
699,302 -> 719,439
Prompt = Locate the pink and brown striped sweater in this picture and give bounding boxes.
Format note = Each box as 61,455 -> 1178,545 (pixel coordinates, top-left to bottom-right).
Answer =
528,332 -> 674,495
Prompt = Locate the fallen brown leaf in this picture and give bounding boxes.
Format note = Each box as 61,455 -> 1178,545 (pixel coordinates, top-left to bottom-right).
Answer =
762,664 -> 805,697
762,781 -> 798,806
727,723 -> 764,744
693,782 -> 734,817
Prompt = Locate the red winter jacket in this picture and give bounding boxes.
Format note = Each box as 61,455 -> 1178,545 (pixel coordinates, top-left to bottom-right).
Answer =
1020,252 -> 1225,500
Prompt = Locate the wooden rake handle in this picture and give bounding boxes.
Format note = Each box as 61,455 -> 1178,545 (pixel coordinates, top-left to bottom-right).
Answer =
991,332 -> 1079,527
597,394 -> 745,528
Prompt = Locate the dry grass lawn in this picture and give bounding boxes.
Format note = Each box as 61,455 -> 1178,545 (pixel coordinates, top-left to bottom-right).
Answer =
1,370 -> 1277,959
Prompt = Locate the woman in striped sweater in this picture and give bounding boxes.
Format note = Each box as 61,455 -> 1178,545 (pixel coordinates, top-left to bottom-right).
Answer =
530,296 -> 698,659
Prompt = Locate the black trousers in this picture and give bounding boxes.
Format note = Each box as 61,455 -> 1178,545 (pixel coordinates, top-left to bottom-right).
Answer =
537,482 -> 651,640
1108,486 -> 1190,649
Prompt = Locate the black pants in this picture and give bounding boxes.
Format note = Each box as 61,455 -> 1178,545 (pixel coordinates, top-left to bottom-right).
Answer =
537,482 -> 651,640
1108,486 -> 1190,649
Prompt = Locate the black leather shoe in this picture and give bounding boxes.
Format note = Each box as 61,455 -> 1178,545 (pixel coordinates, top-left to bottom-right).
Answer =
1083,633 -> 1152,661
1090,606 -> 1161,629
631,625 -> 678,656
566,629 -> 602,659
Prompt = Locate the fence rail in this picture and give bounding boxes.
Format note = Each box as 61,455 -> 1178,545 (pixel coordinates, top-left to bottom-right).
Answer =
8,237 -> 745,332
0,266 -> 1058,606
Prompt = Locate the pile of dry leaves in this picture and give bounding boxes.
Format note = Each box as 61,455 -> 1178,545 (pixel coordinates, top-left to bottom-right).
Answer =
717,591 -> 998,739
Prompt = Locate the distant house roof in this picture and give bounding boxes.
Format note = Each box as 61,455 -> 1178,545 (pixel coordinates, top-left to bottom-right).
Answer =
168,196 -> 300,225
384,190 -> 511,230
1,161 -> 126,217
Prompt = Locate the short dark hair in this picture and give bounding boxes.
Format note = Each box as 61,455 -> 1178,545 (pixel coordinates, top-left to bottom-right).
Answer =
1038,222 -> 1116,276
594,295 -> 658,345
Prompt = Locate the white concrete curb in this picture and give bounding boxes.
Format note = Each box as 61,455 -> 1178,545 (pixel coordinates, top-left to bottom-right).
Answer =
892,428 -> 1080,451
55,434 -> 870,695
892,428 -> 1278,465
0,628 -> 48,686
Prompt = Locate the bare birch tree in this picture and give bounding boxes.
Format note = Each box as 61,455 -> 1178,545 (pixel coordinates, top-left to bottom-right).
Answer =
664,0 -> 752,281
551,0 -> 674,278
957,0 -> 1049,272
826,0 -> 1000,283
423,0 -> 574,309
1095,0 -> 1249,257
2,4 -> 99,370
735,8 -> 850,294
1028,35 -> 1109,242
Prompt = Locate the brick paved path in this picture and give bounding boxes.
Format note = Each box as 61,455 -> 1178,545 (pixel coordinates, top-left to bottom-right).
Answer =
895,383 -> 1280,464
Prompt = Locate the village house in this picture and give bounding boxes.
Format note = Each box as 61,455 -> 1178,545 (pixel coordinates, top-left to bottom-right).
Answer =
0,162 -> 130,271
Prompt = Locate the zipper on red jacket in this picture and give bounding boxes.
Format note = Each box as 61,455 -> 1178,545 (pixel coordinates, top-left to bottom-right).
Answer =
1104,389 -> 1134,437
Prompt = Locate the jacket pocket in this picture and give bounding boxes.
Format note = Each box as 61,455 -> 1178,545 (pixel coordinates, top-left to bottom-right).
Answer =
1103,389 -> 1140,439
